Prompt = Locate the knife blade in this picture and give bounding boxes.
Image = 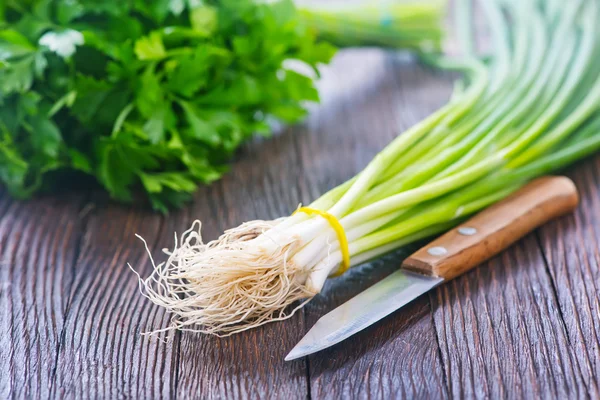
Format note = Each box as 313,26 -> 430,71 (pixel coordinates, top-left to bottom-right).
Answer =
285,176 -> 579,361
285,270 -> 442,361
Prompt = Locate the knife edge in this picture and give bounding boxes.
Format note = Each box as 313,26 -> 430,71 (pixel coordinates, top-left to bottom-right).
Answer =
285,270 -> 443,361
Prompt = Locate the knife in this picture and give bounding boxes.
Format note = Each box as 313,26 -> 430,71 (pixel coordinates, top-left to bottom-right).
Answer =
285,176 -> 579,361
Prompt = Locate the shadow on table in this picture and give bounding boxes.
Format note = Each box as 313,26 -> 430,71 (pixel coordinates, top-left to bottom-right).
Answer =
302,248 -> 433,364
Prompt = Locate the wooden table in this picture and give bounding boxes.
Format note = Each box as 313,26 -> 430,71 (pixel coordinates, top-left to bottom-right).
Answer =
2,49 -> 599,399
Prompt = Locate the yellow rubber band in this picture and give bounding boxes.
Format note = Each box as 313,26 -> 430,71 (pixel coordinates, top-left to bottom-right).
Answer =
293,206 -> 350,277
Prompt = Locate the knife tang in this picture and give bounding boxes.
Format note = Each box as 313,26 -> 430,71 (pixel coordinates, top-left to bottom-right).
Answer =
401,176 -> 579,281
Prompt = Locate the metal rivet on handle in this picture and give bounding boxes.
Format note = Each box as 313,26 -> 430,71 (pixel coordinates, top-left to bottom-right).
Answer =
458,226 -> 477,236
427,246 -> 448,256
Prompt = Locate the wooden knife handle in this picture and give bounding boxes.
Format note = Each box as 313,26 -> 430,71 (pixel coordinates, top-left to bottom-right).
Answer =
401,176 -> 579,280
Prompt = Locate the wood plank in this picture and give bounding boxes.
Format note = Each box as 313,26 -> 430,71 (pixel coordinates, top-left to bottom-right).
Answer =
7,44 -> 600,400
0,192 -> 86,399
50,194 -> 180,398
172,95 -> 312,399
301,50 -> 452,398
536,158 -> 600,398
430,233 -> 590,399
305,257 -> 448,399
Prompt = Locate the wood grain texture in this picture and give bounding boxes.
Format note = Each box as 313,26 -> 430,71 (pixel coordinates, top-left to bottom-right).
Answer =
536,160 -> 600,398
173,129 -> 310,399
2,47 -> 600,400
0,192 -> 86,400
49,194 -> 178,399
430,234 -> 590,399
305,255 -> 448,400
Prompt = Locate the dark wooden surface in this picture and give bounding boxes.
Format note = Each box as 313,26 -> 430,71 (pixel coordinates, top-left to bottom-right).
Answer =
1,49 -> 599,399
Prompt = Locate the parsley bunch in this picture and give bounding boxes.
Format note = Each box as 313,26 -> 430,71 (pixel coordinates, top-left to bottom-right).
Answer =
0,0 -> 335,211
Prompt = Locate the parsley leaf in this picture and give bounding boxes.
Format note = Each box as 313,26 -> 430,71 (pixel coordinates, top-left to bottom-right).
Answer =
0,0 -> 336,211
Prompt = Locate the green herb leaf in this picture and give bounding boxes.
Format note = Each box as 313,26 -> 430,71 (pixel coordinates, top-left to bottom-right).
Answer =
190,6 -> 217,35
0,0 -> 336,211
0,30 -> 36,60
134,32 -> 166,61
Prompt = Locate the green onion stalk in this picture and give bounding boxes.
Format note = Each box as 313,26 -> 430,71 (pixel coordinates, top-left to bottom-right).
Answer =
134,0 -> 600,336
297,0 -> 447,51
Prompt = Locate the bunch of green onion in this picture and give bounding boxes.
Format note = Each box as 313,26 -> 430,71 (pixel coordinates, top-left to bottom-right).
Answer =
134,0 -> 600,336
297,0 -> 447,51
